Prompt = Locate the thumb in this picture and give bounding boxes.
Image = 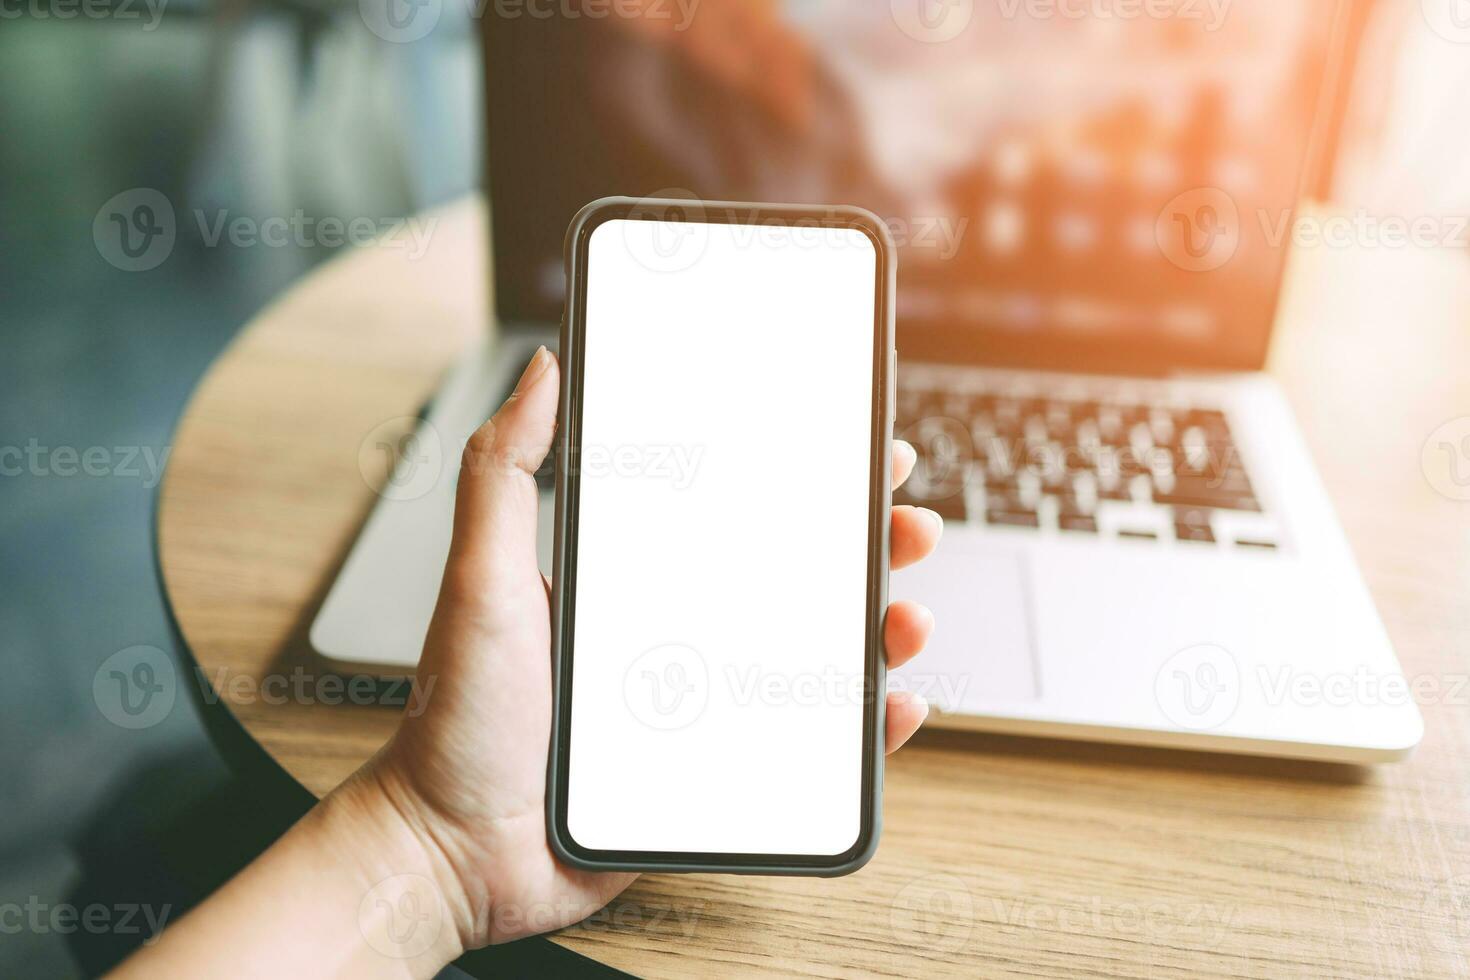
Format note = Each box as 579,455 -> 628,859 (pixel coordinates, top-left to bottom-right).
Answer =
441,346 -> 559,615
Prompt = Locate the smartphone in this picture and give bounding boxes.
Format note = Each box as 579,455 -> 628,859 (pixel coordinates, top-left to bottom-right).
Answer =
547,197 -> 896,875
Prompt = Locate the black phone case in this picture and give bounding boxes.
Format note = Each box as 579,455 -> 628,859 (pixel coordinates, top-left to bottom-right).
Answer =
546,196 -> 896,875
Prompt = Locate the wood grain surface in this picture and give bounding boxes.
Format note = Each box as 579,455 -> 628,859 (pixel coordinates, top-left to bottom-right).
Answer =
157,196 -> 1470,978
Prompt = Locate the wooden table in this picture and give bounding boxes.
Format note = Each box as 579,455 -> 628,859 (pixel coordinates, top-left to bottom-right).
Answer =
158,196 -> 1470,978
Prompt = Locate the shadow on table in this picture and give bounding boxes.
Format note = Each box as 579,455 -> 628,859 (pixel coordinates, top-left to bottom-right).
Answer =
907,726 -> 1375,785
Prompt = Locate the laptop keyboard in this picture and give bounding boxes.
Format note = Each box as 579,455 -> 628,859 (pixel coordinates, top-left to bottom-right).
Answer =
894,373 -> 1280,551
499,345 -> 1277,552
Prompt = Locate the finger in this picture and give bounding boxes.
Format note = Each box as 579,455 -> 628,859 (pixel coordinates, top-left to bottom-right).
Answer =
884,690 -> 929,754
883,600 -> 934,670
891,440 -> 916,490
441,346 -> 559,613
891,505 -> 943,570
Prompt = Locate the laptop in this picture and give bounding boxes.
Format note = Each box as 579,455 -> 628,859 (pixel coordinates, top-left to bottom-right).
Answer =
312,0 -> 1422,762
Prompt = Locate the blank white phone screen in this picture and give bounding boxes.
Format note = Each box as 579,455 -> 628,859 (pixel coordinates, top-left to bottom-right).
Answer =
566,217 -> 879,856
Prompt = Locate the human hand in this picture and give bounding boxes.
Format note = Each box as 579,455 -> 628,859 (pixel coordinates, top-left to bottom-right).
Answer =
368,345 -> 943,949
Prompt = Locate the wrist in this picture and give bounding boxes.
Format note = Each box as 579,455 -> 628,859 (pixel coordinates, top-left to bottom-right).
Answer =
318,760 -> 471,975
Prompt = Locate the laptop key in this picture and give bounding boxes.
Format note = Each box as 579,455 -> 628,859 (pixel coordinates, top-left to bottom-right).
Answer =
988,509 -> 1041,528
984,490 -> 1039,528
895,484 -> 968,522
1059,513 -> 1099,532
1157,490 -> 1259,512
1175,522 -> 1216,543
1174,506 -> 1216,543
1153,474 -> 1260,511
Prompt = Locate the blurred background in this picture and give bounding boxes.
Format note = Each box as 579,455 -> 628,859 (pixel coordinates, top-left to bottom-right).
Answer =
2,0 -> 1468,974
0,4 -> 478,975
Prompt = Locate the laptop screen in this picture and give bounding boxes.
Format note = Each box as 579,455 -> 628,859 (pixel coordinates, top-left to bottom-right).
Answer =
484,0 -> 1345,374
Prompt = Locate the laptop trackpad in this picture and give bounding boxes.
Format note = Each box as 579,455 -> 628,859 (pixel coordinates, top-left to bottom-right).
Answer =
890,545 -> 1040,710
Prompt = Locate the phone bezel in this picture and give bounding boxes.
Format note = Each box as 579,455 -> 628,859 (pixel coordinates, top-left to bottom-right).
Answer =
546,197 -> 896,875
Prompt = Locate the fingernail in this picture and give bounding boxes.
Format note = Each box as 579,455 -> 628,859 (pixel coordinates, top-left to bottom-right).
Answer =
898,688 -> 930,718
514,346 -> 551,394
920,507 -> 944,538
